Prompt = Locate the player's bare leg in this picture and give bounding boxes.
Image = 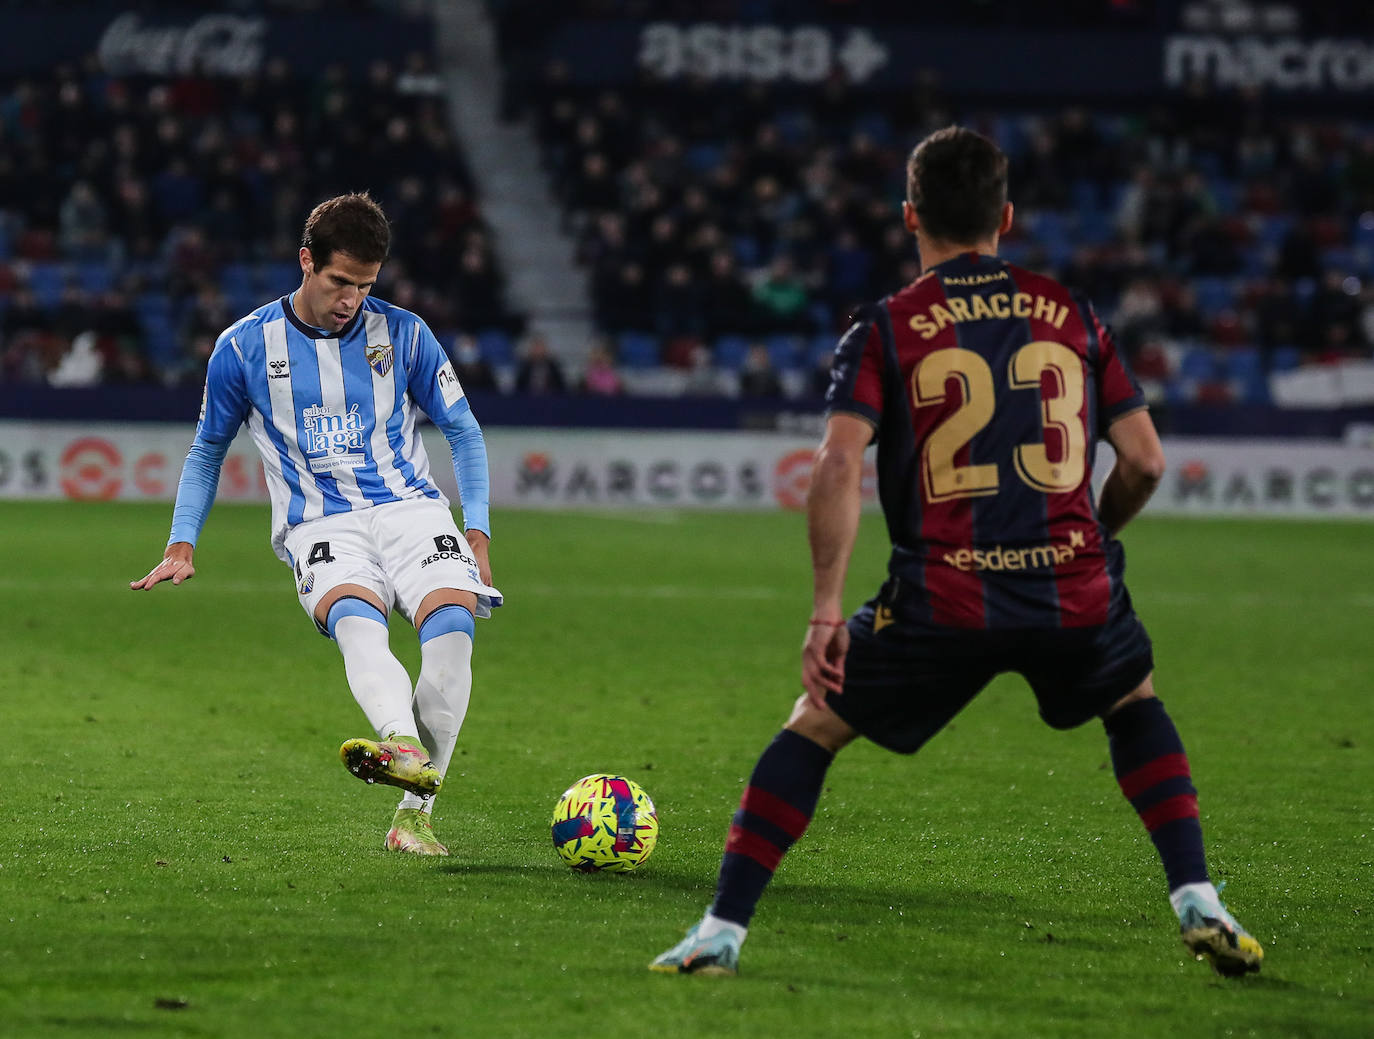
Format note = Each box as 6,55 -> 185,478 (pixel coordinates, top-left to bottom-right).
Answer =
1104,675 -> 1262,975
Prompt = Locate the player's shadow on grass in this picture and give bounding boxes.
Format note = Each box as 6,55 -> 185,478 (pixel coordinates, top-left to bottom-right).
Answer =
434,861 -> 583,877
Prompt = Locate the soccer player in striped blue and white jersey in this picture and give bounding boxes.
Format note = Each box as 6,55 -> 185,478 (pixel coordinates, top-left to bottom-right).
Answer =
132,193 -> 499,856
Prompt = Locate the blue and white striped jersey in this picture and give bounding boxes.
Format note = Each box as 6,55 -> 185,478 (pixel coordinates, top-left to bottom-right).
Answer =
172,293 -> 490,561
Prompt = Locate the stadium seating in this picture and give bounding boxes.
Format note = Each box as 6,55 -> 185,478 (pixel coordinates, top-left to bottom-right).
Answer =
0,45 -> 521,385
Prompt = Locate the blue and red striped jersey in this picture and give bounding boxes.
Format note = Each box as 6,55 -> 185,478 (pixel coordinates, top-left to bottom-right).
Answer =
826,251 -> 1146,630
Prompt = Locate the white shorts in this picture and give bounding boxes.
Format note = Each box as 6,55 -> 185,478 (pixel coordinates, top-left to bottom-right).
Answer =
283,498 -> 502,634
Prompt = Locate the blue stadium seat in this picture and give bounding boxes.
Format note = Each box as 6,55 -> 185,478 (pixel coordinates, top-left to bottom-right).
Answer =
999,240 -> 1032,265
1227,346 -> 1270,404
714,335 -> 751,369
1070,179 -> 1098,214
617,331 -> 661,368
1256,215 -> 1294,248
1240,246 -> 1269,277
227,290 -> 258,318
990,116 -> 1026,158
808,333 -> 837,365
1192,277 -> 1237,317
807,300 -> 833,331
28,262 -> 65,308
477,329 -> 514,366
220,262 -> 254,297
732,236 -> 762,269
1163,377 -> 1193,407
685,143 -> 724,173
1207,177 -> 1239,215
1224,347 -> 1263,380
1354,215 -> 1374,250
1179,347 -> 1218,382
1320,247 -> 1356,273
765,334 -> 802,370
261,261 -> 299,293
140,313 -> 179,368
1236,374 -> 1270,405
1271,345 -> 1302,372
1078,209 -> 1115,245
854,111 -> 895,146
135,291 -> 172,319
77,262 -> 113,295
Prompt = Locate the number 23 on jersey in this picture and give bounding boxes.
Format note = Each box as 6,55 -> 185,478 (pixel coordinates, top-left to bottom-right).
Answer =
913,341 -> 1087,503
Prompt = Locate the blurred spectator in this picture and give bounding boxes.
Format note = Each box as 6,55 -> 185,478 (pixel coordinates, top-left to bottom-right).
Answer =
594,260 -> 654,332
47,330 -> 103,387
0,48 -> 523,384
579,339 -> 623,395
58,181 -> 110,262
810,349 -> 835,398
750,256 -> 809,331
738,343 -> 783,399
514,333 -> 567,394
682,341 -> 730,397
453,243 -> 518,333
450,333 -> 499,392
702,250 -> 756,337
654,263 -> 704,339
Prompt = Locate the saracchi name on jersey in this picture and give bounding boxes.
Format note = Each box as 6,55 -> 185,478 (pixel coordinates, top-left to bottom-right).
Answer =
197,295 -> 476,560
826,252 -> 1146,631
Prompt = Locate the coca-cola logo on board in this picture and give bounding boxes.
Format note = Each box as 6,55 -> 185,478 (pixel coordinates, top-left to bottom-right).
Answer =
97,13 -> 266,77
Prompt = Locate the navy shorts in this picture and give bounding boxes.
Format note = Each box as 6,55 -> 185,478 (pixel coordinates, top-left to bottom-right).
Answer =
827,580 -> 1154,754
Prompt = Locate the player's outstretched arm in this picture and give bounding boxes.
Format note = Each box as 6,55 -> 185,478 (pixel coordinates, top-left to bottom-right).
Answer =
1099,409 -> 1166,535
130,542 -> 196,590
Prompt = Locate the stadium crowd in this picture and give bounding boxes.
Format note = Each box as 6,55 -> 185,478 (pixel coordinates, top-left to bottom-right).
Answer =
3,1 -> 1374,409
0,47 -> 521,388
522,56 -> 1374,406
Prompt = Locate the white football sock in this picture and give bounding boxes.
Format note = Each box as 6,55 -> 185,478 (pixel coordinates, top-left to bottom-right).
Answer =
398,629 -> 474,813
697,913 -> 748,944
333,614 -> 418,743
1170,881 -> 1222,917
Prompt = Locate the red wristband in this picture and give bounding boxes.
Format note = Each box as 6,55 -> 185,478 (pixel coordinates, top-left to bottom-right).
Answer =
808,618 -> 846,627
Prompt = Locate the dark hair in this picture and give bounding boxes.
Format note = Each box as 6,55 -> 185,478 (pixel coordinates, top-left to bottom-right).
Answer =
300,192 -> 391,268
906,126 -> 1008,244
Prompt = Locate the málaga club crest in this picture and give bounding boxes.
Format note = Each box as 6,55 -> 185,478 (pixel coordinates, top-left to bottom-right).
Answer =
366,343 -> 394,377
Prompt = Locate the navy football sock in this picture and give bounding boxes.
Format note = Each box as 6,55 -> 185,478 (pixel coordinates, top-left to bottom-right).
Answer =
711,729 -> 834,927
1104,697 -> 1210,892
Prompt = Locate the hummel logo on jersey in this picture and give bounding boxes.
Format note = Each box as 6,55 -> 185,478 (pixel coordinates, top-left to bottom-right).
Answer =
367,343 -> 393,377
268,359 -> 290,379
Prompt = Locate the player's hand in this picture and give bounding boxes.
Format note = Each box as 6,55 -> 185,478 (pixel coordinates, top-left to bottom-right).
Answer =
130,542 -> 196,590
801,619 -> 849,712
466,529 -> 493,586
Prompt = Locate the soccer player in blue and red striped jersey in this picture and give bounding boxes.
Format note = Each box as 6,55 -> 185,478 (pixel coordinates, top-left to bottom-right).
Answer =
652,127 -> 1263,977
131,193 -> 499,856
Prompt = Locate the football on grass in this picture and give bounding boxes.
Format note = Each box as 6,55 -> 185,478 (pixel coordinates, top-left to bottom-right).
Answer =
551,774 -> 658,872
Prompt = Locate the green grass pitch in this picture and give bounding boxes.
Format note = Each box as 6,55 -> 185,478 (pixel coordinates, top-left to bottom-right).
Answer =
0,500 -> 1370,1037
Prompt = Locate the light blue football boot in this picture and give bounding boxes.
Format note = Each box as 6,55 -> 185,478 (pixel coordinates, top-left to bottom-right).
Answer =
1177,888 -> 1264,976
649,921 -> 742,976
